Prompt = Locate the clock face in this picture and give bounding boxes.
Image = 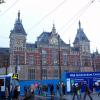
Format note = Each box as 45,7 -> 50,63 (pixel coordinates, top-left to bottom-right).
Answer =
16,40 -> 20,44
50,37 -> 58,45
16,39 -> 23,46
16,39 -> 20,44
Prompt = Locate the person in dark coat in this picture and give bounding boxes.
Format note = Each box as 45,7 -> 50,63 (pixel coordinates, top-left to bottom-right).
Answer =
83,84 -> 93,100
56,84 -> 59,96
72,84 -> 80,100
62,83 -> 66,95
50,84 -> 54,96
97,82 -> 100,96
13,86 -> 19,100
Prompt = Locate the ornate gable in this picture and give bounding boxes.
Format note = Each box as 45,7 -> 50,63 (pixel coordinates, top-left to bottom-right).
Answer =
10,11 -> 27,35
73,21 -> 90,44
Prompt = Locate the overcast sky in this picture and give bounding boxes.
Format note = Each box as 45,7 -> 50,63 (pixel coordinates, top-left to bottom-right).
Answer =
0,0 -> 100,52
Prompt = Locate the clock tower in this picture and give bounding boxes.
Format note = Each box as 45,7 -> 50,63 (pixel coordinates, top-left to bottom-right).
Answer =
50,24 -> 58,45
9,11 -> 27,65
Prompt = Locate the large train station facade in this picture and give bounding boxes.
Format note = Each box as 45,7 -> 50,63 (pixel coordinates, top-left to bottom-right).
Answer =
0,11 -> 100,80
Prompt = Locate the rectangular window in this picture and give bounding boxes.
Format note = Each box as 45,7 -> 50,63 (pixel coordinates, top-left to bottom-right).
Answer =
51,49 -> 58,65
63,54 -> 67,65
28,69 -> 35,80
19,56 -> 24,64
42,69 -> 47,79
41,50 -> 47,65
54,69 -> 58,78
42,57 -> 47,65
28,56 -> 34,65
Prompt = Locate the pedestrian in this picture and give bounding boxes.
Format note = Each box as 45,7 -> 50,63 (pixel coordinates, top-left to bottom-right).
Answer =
62,83 -> 66,95
50,84 -> 54,96
23,86 -> 31,100
24,85 -> 28,98
72,84 -> 80,100
30,84 -> 34,98
10,83 -> 13,99
13,86 -> 19,100
38,85 -> 41,95
97,82 -> 100,96
17,85 -> 20,99
83,84 -> 93,100
77,82 -> 82,99
56,84 -> 59,96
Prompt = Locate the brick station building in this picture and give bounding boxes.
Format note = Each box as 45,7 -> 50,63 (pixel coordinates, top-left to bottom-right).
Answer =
0,11 -> 100,80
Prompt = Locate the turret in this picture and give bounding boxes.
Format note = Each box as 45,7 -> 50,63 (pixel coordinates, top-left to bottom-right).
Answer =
9,11 -> 27,65
52,24 -> 56,34
73,21 -> 90,53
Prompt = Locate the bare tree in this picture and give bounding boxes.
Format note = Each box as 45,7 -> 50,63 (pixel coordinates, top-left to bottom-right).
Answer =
0,0 -> 5,4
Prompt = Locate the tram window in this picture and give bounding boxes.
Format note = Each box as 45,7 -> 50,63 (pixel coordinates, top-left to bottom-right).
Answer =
0,79 -> 4,86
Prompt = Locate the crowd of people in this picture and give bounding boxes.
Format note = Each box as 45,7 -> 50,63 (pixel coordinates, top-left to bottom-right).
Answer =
71,83 -> 92,100
71,81 -> 100,100
3,81 -> 100,100
4,85 -> 20,100
22,81 -> 100,100
23,82 -> 66,99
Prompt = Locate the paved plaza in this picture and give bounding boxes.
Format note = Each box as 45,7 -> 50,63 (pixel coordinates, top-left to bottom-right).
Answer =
21,93 -> 100,100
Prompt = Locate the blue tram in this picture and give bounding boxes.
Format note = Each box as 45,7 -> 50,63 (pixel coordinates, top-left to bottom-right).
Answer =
0,73 -> 19,99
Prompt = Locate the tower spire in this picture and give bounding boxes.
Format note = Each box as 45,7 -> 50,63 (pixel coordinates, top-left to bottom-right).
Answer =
79,20 -> 81,29
52,24 -> 56,34
18,10 -> 20,21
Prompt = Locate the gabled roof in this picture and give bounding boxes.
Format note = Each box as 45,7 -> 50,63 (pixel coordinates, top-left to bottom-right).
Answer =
10,11 -> 27,35
73,21 -> 89,44
37,31 -> 69,47
36,24 -> 69,47
37,31 -> 52,44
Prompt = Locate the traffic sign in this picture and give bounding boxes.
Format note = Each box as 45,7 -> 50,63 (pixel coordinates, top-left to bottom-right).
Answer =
12,74 -> 18,79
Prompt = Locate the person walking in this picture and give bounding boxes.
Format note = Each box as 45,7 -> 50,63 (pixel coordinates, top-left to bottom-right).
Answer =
24,85 -> 28,98
50,84 -> 54,96
62,83 -> 66,95
97,82 -> 100,96
13,86 -> 19,100
56,84 -> 59,96
17,85 -> 20,99
30,84 -> 34,99
77,82 -> 82,100
72,84 -> 80,100
83,84 -> 93,100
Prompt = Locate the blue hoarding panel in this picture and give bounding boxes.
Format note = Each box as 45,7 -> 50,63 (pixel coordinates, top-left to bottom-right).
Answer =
19,79 -> 59,96
65,72 -> 100,92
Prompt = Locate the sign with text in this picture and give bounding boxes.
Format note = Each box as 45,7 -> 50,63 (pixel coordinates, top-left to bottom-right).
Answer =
12,74 -> 18,79
66,72 -> 100,78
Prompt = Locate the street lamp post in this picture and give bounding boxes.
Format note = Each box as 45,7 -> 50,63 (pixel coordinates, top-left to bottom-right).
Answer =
40,47 -> 42,80
15,55 -> 18,74
6,57 -> 9,75
92,53 -> 96,72
4,56 -> 9,75
58,35 -> 62,98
